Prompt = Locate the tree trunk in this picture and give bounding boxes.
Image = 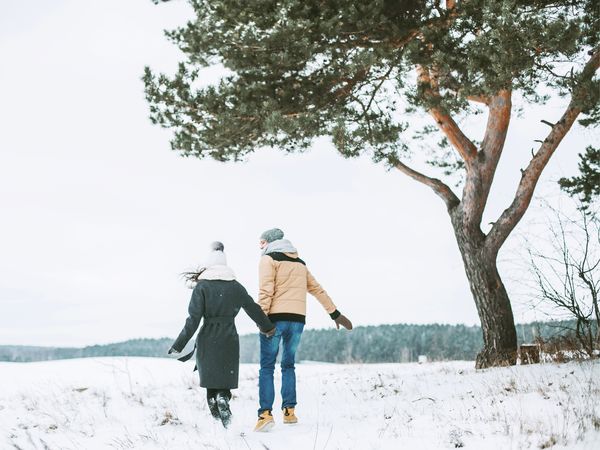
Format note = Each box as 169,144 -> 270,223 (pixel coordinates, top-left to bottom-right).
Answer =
450,209 -> 518,369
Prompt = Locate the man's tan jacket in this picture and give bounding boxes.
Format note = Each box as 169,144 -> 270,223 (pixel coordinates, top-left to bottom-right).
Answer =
258,251 -> 337,319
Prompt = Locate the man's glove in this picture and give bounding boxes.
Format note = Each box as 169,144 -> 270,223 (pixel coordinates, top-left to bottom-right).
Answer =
168,347 -> 180,355
261,327 -> 277,338
334,314 -> 353,330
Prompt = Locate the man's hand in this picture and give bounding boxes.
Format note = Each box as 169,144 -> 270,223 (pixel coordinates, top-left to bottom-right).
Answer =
334,314 -> 353,330
261,327 -> 276,338
168,347 -> 180,355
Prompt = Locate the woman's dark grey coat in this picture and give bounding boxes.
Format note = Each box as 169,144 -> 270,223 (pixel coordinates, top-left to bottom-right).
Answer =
172,279 -> 274,389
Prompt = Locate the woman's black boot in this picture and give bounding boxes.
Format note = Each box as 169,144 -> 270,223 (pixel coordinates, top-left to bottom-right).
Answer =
216,392 -> 232,428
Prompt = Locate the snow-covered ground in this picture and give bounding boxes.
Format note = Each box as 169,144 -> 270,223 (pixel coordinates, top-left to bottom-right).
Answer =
1,358 -> 599,449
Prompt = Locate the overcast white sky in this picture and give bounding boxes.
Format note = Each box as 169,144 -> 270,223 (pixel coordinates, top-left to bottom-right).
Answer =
0,0 -> 595,347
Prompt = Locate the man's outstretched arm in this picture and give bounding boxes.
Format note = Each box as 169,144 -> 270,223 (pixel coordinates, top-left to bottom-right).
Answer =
307,270 -> 353,330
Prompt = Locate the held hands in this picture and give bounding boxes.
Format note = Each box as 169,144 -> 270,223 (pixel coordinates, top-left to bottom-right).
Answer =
260,327 -> 277,338
334,314 -> 353,330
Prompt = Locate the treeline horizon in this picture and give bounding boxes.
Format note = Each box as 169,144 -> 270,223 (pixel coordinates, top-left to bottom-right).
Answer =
0,320 -> 577,363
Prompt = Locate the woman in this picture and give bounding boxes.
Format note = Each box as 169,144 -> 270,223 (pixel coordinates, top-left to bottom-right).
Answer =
169,241 -> 275,428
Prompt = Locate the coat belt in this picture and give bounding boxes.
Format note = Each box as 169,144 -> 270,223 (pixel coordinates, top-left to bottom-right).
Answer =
203,316 -> 234,323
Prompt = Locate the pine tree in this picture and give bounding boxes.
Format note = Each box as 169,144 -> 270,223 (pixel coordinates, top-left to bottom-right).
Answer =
144,0 -> 599,368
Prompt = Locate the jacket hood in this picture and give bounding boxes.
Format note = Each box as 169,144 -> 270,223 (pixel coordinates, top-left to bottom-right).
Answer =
198,264 -> 236,281
263,238 -> 298,255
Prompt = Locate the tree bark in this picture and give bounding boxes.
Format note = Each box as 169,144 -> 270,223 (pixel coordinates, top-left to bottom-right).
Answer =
450,207 -> 518,368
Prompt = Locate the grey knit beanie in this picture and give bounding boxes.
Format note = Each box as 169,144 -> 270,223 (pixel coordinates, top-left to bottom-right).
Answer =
260,228 -> 284,243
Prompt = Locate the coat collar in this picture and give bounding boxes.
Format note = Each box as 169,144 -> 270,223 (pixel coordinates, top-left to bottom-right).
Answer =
198,265 -> 236,281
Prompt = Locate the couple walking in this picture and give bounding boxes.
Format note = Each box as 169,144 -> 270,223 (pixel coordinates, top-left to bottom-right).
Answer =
169,228 -> 353,431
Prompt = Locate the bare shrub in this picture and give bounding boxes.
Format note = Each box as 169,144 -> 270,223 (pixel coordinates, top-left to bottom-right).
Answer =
527,201 -> 599,358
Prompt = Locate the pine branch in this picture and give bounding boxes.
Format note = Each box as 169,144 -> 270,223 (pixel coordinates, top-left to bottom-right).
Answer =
462,90 -> 512,228
394,160 -> 460,211
486,48 -> 600,253
418,67 -> 478,167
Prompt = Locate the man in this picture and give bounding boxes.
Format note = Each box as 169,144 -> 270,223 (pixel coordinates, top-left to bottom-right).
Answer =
254,228 -> 353,432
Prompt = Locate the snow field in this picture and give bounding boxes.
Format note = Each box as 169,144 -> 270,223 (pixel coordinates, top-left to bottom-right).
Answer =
1,358 -> 599,449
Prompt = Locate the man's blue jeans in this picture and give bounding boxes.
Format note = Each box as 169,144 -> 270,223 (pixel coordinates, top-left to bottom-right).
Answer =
258,321 -> 304,414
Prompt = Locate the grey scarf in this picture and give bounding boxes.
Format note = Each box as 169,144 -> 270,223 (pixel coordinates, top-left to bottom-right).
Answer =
262,238 -> 298,255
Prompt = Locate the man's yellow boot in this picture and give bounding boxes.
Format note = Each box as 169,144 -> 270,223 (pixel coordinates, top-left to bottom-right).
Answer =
282,407 -> 298,424
254,410 -> 275,432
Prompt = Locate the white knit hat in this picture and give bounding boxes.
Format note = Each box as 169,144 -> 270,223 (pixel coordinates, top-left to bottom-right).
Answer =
205,241 -> 227,267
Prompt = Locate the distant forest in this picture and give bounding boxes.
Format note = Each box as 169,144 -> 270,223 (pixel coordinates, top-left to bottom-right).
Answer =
0,321 -> 575,363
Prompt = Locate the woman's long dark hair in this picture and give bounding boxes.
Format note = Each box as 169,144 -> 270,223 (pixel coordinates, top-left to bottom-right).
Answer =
181,267 -> 206,287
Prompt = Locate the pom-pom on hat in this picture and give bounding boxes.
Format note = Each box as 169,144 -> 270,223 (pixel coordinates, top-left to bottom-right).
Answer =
210,241 -> 224,252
